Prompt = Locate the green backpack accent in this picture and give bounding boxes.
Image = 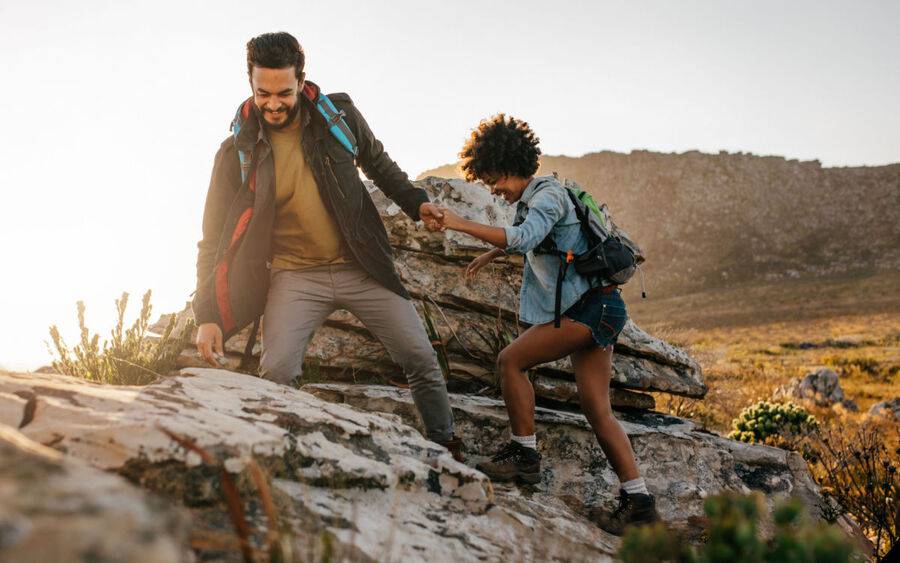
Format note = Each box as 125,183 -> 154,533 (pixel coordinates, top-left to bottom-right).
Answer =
559,177 -> 646,267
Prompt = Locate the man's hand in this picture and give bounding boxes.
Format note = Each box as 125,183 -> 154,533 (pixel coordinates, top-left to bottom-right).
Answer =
419,202 -> 445,231
196,323 -> 224,367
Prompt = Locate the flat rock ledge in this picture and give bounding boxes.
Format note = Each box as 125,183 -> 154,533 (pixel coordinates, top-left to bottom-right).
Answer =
304,383 -> 867,547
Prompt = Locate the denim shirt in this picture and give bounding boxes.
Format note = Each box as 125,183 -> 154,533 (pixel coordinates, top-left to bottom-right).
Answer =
503,176 -> 596,325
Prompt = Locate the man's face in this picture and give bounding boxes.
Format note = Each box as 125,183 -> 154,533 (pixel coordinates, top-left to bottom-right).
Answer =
250,66 -> 304,130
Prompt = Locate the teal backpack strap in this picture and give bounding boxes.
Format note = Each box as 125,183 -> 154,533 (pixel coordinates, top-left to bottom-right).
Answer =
301,82 -> 358,157
230,98 -> 255,184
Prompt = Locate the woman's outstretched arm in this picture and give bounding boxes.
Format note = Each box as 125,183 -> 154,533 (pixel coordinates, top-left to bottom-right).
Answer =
439,210 -> 508,248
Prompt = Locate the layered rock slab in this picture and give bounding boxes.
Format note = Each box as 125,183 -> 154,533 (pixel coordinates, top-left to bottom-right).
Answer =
162,176 -> 705,408
305,383 -> 864,543
0,424 -> 190,563
0,370 -> 615,561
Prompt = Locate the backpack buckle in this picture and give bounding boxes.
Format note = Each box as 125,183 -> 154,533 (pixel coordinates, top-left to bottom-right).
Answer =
329,109 -> 346,125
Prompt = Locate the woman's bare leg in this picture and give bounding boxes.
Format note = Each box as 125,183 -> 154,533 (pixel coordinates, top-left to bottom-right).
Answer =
497,319 -> 594,436
572,345 -> 640,481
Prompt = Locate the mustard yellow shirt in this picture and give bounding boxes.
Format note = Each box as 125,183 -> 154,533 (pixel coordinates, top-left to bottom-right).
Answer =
268,121 -> 349,270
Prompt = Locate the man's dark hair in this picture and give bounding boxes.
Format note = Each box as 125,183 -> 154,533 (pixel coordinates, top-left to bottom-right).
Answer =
246,32 -> 305,80
459,113 -> 541,183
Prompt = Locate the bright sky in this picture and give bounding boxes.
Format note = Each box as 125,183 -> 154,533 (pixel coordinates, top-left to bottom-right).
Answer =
1,1 -> 898,371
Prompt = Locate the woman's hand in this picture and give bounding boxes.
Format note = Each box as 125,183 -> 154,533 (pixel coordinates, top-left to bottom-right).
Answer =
436,207 -> 464,231
465,248 -> 504,283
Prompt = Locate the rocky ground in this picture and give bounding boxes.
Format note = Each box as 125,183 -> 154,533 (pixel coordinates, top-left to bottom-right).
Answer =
0,369 -> 865,562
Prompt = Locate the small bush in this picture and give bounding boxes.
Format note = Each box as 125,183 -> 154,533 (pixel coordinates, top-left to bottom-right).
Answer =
729,401 -> 818,448
618,493 -> 860,563
48,290 -> 194,385
804,422 -> 899,559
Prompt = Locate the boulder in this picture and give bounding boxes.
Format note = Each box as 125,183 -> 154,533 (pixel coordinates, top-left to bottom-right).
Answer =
158,177 -> 706,411
0,424 -> 190,563
777,368 -> 856,410
868,397 -> 900,421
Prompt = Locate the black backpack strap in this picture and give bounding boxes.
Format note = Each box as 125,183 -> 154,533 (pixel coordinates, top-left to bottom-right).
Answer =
564,188 -> 600,247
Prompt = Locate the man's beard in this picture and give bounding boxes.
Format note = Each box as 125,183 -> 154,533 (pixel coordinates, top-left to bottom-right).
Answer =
261,101 -> 301,130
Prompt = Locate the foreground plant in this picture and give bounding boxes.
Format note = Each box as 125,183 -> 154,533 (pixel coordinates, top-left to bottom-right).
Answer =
48,290 -> 194,385
618,493 -> 860,563
804,422 -> 898,560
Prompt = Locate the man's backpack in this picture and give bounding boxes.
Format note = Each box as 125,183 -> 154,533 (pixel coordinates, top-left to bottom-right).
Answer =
533,177 -> 646,327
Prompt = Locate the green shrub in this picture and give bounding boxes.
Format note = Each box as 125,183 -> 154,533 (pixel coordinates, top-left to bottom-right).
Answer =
618,493 -> 860,563
728,401 -> 818,447
48,290 -> 194,385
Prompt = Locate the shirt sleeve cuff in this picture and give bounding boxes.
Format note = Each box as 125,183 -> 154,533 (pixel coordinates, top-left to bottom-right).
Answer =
503,225 -> 524,254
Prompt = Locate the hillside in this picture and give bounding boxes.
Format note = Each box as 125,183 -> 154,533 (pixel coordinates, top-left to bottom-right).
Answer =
420,151 -> 900,297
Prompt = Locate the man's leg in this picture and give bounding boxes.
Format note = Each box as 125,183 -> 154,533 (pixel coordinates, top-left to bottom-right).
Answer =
259,268 -> 336,386
333,264 -> 454,443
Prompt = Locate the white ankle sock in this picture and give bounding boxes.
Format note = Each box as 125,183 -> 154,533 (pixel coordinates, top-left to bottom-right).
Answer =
621,477 -> 649,495
511,434 -> 537,450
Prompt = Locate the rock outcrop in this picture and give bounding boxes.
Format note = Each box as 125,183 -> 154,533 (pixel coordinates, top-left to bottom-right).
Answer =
0,369 -> 862,561
0,370 -> 611,561
304,384 -> 860,539
868,397 -> 900,421
161,177 -> 705,412
776,367 -> 858,410
0,425 -> 190,563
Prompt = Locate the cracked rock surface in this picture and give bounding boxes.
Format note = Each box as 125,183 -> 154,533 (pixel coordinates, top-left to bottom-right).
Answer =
304,383 -> 866,546
0,370 -> 616,561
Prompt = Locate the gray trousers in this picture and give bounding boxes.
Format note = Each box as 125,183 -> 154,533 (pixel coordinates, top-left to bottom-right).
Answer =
259,262 -> 454,442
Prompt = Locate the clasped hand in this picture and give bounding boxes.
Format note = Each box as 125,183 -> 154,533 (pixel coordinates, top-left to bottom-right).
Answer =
419,202 -> 459,232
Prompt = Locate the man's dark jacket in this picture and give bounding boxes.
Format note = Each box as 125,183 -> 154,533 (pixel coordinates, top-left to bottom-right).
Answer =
193,84 -> 429,340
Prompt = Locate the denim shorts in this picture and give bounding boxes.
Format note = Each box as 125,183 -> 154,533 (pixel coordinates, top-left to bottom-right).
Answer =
563,288 -> 628,347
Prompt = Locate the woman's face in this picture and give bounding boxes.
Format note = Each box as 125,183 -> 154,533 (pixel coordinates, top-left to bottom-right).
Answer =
486,175 -> 530,204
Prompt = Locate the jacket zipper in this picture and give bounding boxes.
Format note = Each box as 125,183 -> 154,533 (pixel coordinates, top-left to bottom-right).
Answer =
324,155 -> 347,200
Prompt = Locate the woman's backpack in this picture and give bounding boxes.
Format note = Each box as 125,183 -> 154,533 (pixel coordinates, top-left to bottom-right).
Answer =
534,177 -> 646,327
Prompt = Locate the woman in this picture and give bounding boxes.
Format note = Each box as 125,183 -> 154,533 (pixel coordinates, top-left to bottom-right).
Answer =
436,114 -> 659,534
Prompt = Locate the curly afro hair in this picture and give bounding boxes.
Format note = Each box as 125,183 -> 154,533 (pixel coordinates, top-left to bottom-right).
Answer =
459,114 -> 541,183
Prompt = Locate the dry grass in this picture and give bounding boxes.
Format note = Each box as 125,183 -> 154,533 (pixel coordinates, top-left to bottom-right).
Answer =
629,272 -> 900,434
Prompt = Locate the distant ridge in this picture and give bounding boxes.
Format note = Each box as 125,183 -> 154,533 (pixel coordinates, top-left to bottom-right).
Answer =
418,150 -> 900,297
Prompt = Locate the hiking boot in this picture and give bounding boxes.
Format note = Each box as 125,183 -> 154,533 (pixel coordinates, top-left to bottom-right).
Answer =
475,441 -> 541,484
591,489 -> 661,535
435,435 -> 466,463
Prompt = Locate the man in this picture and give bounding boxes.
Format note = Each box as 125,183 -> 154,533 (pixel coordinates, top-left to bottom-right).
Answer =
192,32 -> 463,459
